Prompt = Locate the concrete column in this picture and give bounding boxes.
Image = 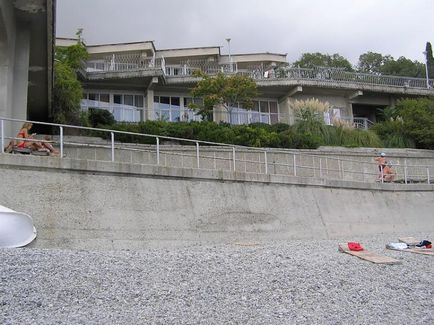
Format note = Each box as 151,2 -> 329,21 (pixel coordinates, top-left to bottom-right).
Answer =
146,89 -> 154,121
346,100 -> 353,119
278,97 -> 294,125
11,26 -> 30,121
0,0 -> 17,137
179,96 -> 186,121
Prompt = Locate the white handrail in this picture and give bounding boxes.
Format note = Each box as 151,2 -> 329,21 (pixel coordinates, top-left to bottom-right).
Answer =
1,116 -> 433,185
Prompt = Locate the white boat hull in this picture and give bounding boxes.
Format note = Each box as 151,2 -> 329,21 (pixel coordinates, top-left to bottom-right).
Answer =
0,205 -> 37,248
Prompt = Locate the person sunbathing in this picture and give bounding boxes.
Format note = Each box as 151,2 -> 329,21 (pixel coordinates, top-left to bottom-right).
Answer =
15,122 -> 48,152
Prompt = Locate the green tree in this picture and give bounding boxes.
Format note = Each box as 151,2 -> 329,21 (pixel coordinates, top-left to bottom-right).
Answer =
53,30 -> 89,124
425,42 -> 434,79
357,52 -> 393,74
395,98 -> 434,149
190,71 -> 258,122
53,62 -> 83,124
380,56 -> 425,78
291,52 -> 354,71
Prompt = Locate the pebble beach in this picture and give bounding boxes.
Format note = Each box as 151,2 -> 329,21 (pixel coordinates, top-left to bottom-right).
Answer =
1,235 -> 433,324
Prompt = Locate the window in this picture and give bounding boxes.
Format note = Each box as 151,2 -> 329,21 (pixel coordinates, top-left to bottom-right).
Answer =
154,96 -> 181,122
226,100 -> 279,125
183,98 -> 203,122
100,94 -> 110,103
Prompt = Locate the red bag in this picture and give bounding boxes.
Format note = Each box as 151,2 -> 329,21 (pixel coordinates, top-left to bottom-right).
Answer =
348,242 -> 364,251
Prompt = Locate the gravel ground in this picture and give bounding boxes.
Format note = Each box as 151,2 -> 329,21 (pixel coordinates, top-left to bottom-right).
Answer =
1,235 -> 433,325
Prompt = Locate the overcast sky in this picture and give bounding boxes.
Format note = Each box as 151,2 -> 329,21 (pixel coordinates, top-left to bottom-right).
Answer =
56,0 -> 433,65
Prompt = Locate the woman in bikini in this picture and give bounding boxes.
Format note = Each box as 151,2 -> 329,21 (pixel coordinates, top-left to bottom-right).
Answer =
4,123 -> 59,155
15,122 -> 48,152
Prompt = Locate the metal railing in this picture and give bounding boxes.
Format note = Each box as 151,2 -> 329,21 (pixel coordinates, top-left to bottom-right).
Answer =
275,67 -> 434,89
83,54 -> 434,90
1,117 -> 433,185
86,56 -> 163,73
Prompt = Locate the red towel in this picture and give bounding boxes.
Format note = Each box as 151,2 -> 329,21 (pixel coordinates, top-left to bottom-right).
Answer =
348,242 -> 364,251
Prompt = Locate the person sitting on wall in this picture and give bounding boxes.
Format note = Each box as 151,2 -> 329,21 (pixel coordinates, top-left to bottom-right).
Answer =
374,152 -> 387,180
382,164 -> 396,183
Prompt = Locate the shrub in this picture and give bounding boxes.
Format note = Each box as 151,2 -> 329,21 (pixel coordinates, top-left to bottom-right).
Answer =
292,131 -> 322,149
88,108 -> 115,127
371,119 -> 415,148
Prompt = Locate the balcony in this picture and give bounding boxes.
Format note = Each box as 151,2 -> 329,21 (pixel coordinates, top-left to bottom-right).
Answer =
82,54 -> 433,92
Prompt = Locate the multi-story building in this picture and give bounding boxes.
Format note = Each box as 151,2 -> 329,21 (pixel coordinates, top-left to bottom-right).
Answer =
57,38 -> 434,128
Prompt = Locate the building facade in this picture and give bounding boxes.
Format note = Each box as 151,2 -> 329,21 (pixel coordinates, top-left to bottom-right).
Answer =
56,38 -> 434,128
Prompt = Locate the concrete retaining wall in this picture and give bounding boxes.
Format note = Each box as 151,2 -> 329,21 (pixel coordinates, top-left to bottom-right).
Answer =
1,154 -> 433,249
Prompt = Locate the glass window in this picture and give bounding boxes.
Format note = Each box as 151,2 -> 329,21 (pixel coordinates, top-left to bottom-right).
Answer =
260,101 -> 269,113
89,93 -> 98,101
100,94 -> 110,103
135,95 -> 144,108
269,102 -> 278,113
160,96 -> 170,110
114,95 -> 122,104
171,97 -> 180,107
252,101 -> 260,112
124,95 -> 134,106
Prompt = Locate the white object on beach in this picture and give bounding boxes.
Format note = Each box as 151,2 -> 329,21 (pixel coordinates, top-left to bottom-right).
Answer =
0,205 -> 37,248
386,242 -> 408,250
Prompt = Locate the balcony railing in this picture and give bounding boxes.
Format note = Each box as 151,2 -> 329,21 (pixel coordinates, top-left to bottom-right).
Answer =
274,67 -> 434,89
86,55 -> 164,73
84,54 -> 433,90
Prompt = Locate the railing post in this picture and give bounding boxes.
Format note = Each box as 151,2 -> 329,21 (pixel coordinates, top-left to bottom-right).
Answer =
232,147 -> 236,171
111,132 -> 115,162
196,142 -> 200,168
59,126 -> 64,158
312,156 -> 315,177
293,154 -> 297,176
319,158 -> 322,178
404,160 -> 407,184
264,151 -> 268,174
380,165 -> 384,183
427,168 -> 430,185
0,119 -> 4,154
156,137 -> 160,165
341,160 -> 344,180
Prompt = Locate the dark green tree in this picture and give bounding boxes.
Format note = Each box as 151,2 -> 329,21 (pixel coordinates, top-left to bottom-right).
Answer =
190,71 -> 258,122
291,52 -> 354,71
425,42 -> 434,79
